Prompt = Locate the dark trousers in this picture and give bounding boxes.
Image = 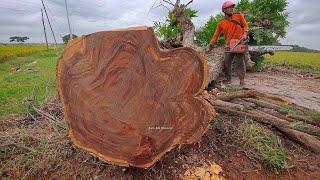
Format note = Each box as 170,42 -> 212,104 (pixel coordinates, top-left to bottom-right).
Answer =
224,52 -> 246,82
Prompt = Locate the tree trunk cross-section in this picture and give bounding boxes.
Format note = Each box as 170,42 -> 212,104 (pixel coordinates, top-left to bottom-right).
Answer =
56,26 -> 216,168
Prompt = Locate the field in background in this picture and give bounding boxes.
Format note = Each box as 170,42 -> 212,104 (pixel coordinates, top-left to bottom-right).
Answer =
265,52 -> 320,73
0,48 -> 62,120
0,45 -> 54,63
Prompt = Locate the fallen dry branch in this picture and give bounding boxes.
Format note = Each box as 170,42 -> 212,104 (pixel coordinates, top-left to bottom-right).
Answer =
277,127 -> 320,153
215,90 -> 257,101
243,98 -> 282,110
287,114 -> 320,128
211,105 -> 320,136
256,92 -> 292,106
208,99 -> 245,111
203,91 -> 245,110
256,107 -> 292,121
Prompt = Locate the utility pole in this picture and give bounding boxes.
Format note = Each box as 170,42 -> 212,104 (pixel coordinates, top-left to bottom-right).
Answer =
64,0 -> 73,40
41,0 -> 57,47
41,9 -> 49,50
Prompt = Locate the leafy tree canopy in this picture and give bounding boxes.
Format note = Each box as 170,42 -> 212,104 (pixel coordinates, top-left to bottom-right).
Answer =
62,34 -> 78,44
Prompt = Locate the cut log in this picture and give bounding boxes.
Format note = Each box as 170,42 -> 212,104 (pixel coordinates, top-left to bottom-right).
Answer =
56,26 -> 216,168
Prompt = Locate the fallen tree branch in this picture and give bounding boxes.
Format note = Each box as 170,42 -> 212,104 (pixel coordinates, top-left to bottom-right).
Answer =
256,92 -> 291,105
203,91 -> 245,110
243,98 -> 282,110
277,127 -> 320,154
215,90 -> 257,101
213,106 -> 320,136
287,114 -> 320,128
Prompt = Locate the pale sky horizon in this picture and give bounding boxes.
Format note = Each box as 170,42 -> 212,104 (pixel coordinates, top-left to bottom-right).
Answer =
0,0 -> 319,50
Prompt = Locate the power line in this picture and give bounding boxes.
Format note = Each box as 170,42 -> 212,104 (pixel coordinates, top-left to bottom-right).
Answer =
64,0 -> 73,40
42,0 -> 65,37
41,8 -> 49,50
41,0 -> 57,46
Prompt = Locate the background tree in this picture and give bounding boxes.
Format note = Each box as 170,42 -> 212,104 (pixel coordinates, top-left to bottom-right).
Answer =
164,0 -> 289,46
62,34 -> 78,44
9,36 -> 29,43
234,0 -> 289,45
195,14 -> 225,46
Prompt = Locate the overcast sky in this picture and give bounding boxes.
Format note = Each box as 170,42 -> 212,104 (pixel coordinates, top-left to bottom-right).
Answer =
0,0 -> 319,50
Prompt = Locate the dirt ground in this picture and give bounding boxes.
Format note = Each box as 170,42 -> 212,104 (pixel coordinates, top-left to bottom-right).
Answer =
231,70 -> 320,111
1,69 -> 320,180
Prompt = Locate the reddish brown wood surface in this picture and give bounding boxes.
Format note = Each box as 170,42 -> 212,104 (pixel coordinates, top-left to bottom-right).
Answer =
56,26 -> 215,168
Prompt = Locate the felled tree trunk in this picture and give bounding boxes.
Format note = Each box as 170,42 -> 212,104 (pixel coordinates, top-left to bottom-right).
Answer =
56,26 -> 216,168
170,0 -> 225,84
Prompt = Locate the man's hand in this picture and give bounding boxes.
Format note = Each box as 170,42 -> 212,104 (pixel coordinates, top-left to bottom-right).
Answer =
242,32 -> 248,40
205,45 -> 213,53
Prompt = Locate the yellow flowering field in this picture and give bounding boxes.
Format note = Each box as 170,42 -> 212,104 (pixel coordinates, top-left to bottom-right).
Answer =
265,52 -> 320,73
0,45 -> 53,63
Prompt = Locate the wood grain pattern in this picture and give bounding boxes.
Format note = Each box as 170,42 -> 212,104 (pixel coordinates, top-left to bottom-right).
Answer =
56,26 -> 215,168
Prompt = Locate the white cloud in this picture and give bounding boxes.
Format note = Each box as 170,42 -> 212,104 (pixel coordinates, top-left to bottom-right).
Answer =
0,0 -> 319,50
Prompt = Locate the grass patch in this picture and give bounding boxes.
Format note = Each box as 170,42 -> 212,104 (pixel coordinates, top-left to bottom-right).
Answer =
265,52 -> 320,73
252,57 -> 269,72
308,111 -> 320,122
0,97 -> 73,178
281,104 -> 304,115
0,48 -> 63,121
240,121 -> 287,172
225,85 -> 241,94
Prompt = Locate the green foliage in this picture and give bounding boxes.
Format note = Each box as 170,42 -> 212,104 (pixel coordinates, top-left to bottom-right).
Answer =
235,0 -> 289,45
195,14 -> 225,46
154,20 -> 181,41
183,7 -> 198,19
154,7 -> 198,40
240,121 -> 287,172
252,56 -> 268,72
62,34 -> 78,44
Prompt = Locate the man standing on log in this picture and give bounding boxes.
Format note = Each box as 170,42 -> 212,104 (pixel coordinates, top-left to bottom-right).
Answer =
205,1 -> 249,86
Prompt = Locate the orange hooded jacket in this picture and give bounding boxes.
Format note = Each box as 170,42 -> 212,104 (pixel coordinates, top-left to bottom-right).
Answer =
209,13 -> 249,47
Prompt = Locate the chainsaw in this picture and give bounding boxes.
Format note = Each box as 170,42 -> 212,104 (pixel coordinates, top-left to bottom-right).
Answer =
226,37 -> 293,55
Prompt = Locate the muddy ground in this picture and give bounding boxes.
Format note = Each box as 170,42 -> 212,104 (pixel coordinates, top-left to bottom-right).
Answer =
231,69 -> 320,111
1,69 -> 320,180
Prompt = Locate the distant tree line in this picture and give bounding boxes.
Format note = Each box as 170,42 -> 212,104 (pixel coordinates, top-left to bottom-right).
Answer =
9,36 -> 29,43
291,45 -> 319,53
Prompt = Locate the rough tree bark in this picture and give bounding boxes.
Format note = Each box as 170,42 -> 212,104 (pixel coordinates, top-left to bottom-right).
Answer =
56,26 -> 216,168
170,0 -> 225,84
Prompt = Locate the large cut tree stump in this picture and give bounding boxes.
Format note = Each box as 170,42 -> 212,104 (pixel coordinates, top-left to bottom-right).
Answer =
56,26 -> 215,168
